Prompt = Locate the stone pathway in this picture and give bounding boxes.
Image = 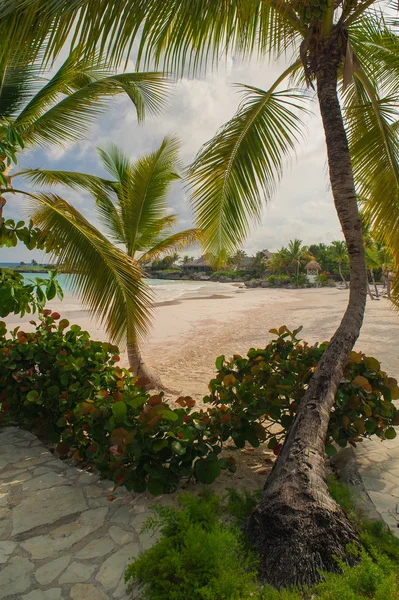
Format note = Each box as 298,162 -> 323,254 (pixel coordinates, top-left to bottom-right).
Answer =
3,424 -> 399,599
335,435 -> 399,536
0,427 -> 157,600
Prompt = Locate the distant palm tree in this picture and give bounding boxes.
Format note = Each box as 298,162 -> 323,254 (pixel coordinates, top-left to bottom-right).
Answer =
365,243 -> 394,299
283,239 -> 310,278
231,249 -> 247,269
17,137 -> 198,383
330,241 -> 348,289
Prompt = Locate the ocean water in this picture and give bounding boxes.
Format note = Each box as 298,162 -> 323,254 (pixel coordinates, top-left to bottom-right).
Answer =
0,264 -> 238,304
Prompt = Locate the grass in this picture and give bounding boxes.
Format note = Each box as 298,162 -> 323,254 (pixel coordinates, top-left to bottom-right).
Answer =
124,479 -> 399,600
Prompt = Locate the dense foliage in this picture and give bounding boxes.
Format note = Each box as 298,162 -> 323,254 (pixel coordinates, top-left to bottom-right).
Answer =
0,269 -> 63,317
207,326 -> 399,457
125,490 -> 259,600
0,217 -> 50,250
125,483 -> 399,599
0,312 -> 236,494
1,319 -> 398,494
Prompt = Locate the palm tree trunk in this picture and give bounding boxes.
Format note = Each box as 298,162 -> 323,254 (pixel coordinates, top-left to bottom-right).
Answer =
126,340 -> 163,389
338,261 -> 348,288
371,270 -> 379,298
246,45 -> 367,588
367,276 -> 374,300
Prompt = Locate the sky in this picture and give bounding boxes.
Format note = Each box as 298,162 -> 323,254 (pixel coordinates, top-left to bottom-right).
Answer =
0,50 -> 344,264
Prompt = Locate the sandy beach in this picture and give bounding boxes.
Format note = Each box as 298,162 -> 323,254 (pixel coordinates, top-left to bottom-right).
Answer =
6,285 -> 399,395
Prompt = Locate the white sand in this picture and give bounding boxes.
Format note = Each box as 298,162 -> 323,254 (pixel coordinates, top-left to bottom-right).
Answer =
6,286 -> 399,394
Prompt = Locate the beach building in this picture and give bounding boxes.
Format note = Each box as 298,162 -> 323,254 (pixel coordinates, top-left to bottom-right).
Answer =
182,256 -> 213,273
306,260 -> 322,284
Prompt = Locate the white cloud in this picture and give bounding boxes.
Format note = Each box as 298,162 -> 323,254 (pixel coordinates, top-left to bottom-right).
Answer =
0,53 -> 344,264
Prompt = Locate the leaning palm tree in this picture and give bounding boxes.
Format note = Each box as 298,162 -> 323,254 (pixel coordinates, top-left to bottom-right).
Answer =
330,240 -> 349,288
3,0 -> 399,587
17,136 -> 198,383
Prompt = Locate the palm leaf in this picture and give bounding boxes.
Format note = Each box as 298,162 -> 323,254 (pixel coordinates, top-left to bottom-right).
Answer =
0,0 -> 303,72
343,67 -> 399,306
139,228 -> 199,263
0,51 -> 42,117
116,135 -> 181,256
18,167 -> 117,196
189,73 -> 308,260
14,70 -> 169,148
25,191 -> 152,345
13,47 -> 109,129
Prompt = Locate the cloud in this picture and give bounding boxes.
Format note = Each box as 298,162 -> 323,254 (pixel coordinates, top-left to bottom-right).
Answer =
1,54 -> 344,263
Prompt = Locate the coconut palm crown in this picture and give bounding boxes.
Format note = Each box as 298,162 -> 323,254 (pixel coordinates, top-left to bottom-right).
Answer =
16,136 -> 198,374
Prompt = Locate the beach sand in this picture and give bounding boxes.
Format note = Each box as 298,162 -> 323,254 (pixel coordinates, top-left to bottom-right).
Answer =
5,286 -> 399,495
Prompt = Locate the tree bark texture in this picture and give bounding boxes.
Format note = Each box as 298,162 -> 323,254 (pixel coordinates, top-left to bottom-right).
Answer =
126,341 -> 163,389
245,42 -> 368,588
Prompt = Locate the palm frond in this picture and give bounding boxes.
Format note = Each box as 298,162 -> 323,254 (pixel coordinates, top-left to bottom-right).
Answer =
139,228 -> 199,263
189,74 -> 308,259
117,135 -> 181,256
15,70 -> 169,148
0,52 -> 42,118
26,191 -> 152,345
349,12 -> 399,97
0,0 -> 303,72
13,47 -> 110,129
343,68 -> 399,306
97,145 -> 132,184
18,167 -> 117,196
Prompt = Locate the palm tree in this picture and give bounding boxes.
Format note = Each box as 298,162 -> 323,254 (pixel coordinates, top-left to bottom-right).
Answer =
330,240 -> 349,288
17,136 -> 198,383
283,239 -> 310,278
3,0 -> 399,586
231,249 -> 247,270
365,242 -> 394,299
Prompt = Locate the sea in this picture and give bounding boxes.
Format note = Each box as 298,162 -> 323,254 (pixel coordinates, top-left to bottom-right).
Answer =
0,263 -> 239,304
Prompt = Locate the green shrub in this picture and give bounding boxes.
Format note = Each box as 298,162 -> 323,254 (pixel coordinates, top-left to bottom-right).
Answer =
2,318 -> 398,494
266,274 -> 291,286
125,484 -> 399,600
0,313 -> 235,494
205,325 -> 399,457
125,491 -> 260,600
291,274 -> 308,287
316,273 -> 329,286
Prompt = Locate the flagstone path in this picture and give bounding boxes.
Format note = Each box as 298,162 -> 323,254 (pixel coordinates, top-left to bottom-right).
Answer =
0,427 -> 158,600
2,425 -> 399,599
337,435 -> 399,536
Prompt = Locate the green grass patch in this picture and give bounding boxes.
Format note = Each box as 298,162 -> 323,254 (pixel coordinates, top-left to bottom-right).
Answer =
125,480 -> 399,600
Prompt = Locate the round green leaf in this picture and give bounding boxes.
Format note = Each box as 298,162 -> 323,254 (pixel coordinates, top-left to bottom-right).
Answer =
195,457 -> 221,484
385,427 -> 397,440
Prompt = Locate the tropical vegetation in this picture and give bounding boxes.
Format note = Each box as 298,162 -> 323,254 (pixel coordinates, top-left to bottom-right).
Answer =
2,0 -> 399,587
16,137 -> 197,381
2,318 -> 398,496
124,483 -> 399,600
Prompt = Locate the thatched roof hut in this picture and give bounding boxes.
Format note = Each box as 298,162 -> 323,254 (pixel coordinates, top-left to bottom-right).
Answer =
305,260 -> 322,272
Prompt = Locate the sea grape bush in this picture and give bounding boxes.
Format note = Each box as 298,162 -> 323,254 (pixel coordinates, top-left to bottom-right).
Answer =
0,269 -> 63,317
1,317 -> 398,495
0,313 -> 234,494
206,325 -> 399,457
